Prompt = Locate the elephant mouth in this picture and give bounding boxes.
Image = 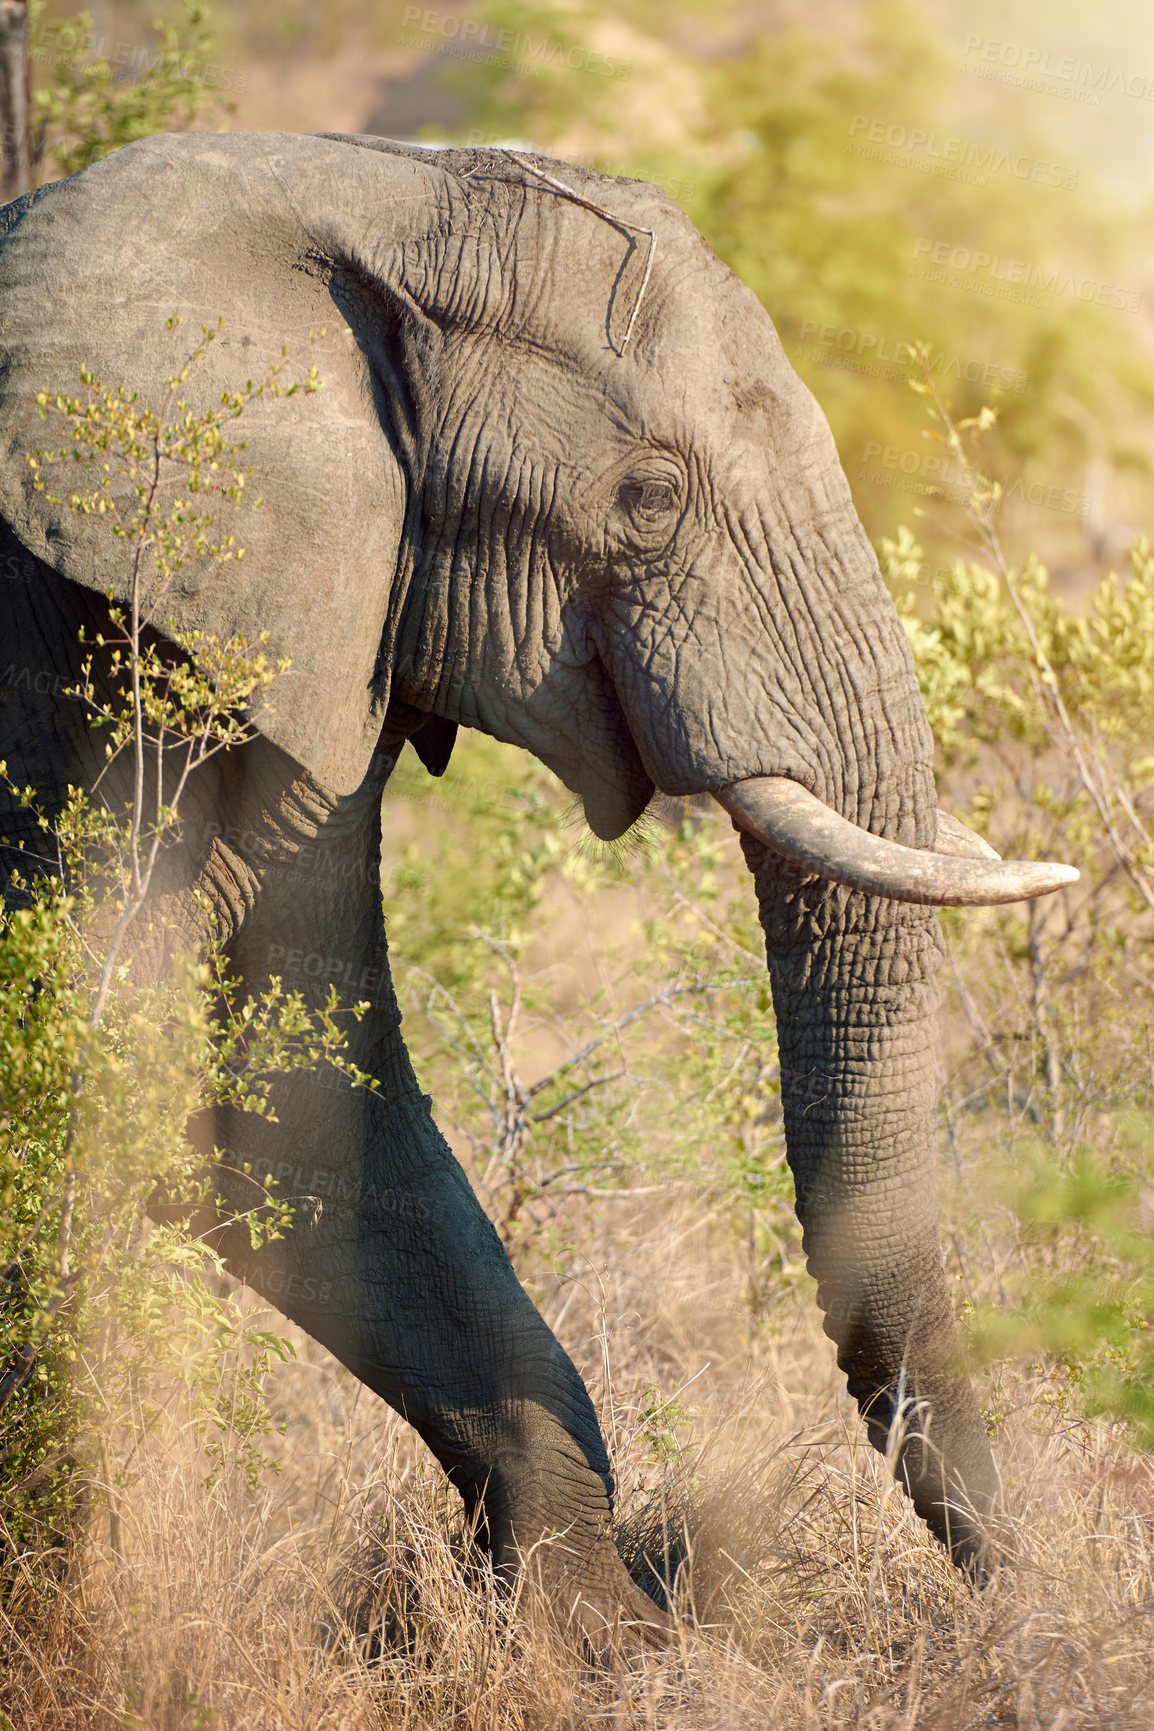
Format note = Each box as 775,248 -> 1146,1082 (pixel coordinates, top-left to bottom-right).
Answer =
715,777 -> 1078,907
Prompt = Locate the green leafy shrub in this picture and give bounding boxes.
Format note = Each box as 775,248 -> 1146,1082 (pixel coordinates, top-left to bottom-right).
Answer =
873,380 -> 1154,1443
29,1 -> 231,182
0,323 -> 358,1602
439,0 -> 1154,570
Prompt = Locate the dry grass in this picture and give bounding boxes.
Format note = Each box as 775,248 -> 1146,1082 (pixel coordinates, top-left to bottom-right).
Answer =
5,735 -> 1152,1726
4,1185 -> 1154,1730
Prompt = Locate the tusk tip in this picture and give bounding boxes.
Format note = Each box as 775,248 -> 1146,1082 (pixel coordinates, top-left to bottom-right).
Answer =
1031,861 -> 1080,890
936,858 -> 1080,906
920,857 -> 1080,906
716,778 -> 1081,907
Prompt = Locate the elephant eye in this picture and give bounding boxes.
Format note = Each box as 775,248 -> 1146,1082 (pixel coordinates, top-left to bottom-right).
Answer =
617,477 -> 679,523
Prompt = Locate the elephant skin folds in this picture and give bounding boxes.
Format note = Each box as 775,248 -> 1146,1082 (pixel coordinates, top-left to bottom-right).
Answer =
0,133 -> 1007,1639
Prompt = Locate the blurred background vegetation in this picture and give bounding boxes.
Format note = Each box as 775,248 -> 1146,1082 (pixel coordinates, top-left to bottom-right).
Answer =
26,0 -> 1154,585
20,0 -> 1153,1408
12,0 -> 1154,1533
8,3 -> 1154,1721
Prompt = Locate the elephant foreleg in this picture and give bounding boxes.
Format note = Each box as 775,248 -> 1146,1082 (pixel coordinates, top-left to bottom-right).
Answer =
194,767 -> 667,1645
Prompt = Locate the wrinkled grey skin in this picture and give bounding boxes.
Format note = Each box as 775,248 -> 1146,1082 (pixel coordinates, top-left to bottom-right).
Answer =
0,133 -> 1000,1634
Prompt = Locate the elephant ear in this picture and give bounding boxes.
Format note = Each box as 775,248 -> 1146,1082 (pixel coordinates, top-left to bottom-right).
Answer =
0,132 -> 467,795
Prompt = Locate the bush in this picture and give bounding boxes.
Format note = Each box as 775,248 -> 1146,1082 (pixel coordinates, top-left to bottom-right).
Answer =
0,321 -> 353,1603
28,1 -> 232,182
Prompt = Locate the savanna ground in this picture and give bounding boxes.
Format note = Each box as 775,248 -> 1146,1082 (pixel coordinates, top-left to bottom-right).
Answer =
10,1167 -> 1154,1730
7,0 -> 1154,1723
8,632 -> 1154,1729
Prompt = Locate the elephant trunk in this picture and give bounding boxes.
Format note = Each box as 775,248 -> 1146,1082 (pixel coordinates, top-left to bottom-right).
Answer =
740,835 -> 1002,1573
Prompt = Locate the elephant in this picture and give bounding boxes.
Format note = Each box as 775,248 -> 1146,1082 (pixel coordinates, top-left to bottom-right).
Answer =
0,132 -> 1076,1642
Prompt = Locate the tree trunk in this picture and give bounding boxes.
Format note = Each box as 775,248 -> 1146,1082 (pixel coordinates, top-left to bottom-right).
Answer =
0,1 -> 32,206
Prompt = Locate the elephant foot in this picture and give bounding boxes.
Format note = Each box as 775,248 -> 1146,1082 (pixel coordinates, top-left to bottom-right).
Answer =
514,1529 -> 673,1657
476,1493 -> 671,1655
925,1499 -> 1013,1585
453,1436 -> 673,1654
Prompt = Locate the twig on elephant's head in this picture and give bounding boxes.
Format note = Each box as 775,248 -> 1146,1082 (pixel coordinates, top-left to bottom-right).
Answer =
464,153 -> 657,358
516,157 -> 657,357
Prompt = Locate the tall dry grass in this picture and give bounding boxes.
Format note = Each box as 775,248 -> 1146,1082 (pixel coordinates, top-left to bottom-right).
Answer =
4,1177 -> 1154,1729
6,698 -> 1154,1726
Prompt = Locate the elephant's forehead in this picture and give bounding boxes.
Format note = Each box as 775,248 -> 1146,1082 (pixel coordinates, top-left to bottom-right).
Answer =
610,258 -> 832,470
470,173 -> 815,451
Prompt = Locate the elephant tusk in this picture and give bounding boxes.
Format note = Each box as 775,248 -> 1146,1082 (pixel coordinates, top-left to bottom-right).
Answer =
715,777 -> 1079,907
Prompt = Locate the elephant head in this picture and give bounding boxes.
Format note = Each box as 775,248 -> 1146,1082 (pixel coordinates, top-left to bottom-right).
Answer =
0,133 -> 1074,1600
